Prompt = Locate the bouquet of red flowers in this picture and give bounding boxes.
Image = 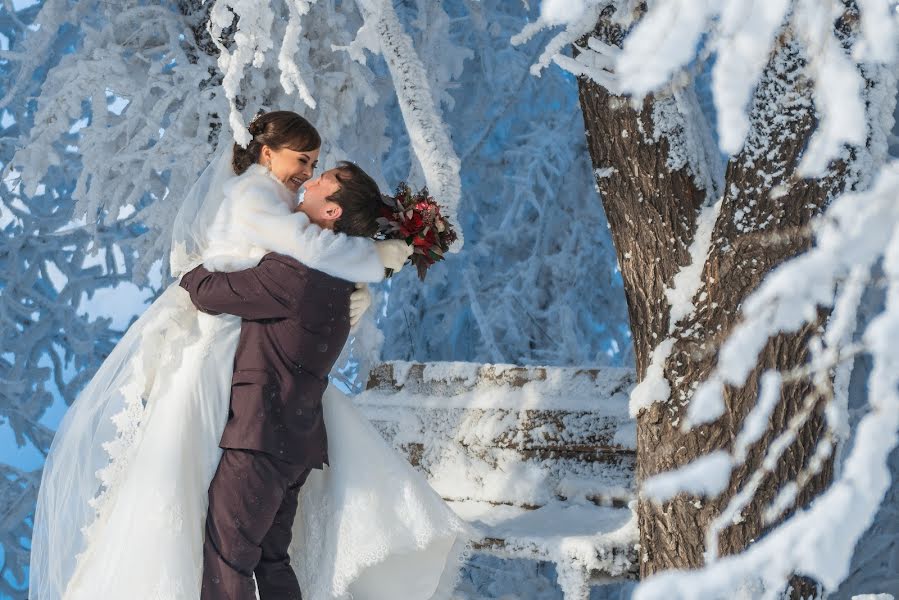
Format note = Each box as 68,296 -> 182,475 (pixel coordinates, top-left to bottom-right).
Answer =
377,183 -> 458,280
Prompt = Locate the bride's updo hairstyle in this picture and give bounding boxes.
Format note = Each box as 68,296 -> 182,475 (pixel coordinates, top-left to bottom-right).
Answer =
232,110 -> 322,175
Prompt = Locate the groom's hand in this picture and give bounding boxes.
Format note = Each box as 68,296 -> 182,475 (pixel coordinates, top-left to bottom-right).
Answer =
374,240 -> 413,274
349,283 -> 372,328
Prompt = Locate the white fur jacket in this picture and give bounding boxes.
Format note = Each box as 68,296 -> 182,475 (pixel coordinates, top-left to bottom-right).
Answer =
201,163 -> 385,282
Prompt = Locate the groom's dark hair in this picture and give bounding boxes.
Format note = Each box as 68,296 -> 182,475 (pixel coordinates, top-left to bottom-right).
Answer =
329,162 -> 382,238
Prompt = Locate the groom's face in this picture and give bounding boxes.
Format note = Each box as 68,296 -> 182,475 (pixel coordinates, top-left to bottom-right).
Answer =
297,169 -> 343,229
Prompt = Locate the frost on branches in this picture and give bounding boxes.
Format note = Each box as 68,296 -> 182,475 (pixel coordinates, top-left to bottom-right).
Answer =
1,5 -> 143,594
376,1 -> 630,369
2,1 -> 631,597
522,0 -> 899,597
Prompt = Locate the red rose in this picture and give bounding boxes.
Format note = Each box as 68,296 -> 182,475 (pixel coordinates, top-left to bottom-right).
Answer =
407,212 -> 424,231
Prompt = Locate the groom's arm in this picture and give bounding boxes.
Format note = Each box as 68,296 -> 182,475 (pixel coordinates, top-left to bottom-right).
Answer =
179,259 -> 295,320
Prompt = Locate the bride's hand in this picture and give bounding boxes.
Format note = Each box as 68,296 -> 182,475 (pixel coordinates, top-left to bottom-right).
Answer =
349,283 -> 371,327
374,240 -> 413,273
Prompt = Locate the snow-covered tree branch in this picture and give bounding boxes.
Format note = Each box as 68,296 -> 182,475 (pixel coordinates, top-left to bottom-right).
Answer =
521,0 -> 899,596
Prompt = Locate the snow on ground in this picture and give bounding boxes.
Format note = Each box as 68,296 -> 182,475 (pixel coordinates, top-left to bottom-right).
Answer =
453,555 -> 637,600
453,499 -> 636,599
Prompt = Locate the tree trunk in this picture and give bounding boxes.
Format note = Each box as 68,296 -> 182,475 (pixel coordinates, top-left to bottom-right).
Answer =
636,33 -> 841,578
577,8 -> 875,591
575,14 -> 713,380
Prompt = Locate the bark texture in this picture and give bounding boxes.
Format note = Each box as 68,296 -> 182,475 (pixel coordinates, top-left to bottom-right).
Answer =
576,16 -> 710,380
577,7 -> 873,592
636,35 -> 840,577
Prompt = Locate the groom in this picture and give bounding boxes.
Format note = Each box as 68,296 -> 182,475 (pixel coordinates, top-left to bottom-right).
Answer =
179,162 -> 411,600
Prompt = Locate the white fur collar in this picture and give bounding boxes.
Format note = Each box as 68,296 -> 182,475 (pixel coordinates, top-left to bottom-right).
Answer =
242,163 -> 296,210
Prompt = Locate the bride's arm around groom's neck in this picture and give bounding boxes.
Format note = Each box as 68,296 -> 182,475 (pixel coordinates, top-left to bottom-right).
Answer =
224,169 -> 386,283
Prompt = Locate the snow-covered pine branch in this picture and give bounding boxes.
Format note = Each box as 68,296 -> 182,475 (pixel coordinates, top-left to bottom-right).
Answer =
510,0 -> 618,90
209,0 -> 276,147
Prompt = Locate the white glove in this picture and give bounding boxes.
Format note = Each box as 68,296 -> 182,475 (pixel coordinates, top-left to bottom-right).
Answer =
374,240 -> 413,273
349,283 -> 372,327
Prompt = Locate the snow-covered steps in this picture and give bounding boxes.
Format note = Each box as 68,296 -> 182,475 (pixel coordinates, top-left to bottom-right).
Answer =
354,361 -> 639,593
451,499 -> 638,598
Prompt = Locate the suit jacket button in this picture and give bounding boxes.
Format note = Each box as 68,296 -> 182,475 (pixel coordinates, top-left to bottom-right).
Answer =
296,408 -> 303,415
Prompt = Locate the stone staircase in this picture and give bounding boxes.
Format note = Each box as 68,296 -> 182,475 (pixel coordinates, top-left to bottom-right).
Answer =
354,362 -> 639,599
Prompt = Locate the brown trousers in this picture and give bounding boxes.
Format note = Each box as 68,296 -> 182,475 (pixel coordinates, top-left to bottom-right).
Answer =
200,448 -> 311,600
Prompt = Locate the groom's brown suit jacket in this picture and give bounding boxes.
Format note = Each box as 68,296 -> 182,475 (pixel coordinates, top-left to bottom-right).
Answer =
179,252 -> 354,467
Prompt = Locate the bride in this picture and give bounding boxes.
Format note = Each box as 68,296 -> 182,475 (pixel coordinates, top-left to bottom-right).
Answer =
29,111 -> 473,600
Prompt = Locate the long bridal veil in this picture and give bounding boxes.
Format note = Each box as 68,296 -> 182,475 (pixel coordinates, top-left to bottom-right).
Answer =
29,149 -> 236,600
170,148 -> 236,278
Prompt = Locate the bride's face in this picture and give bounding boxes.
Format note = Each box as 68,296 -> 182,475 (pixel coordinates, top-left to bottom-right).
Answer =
259,145 -> 321,193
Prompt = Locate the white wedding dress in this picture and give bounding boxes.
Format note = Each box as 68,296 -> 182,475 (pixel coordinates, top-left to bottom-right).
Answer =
29,155 -> 472,600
